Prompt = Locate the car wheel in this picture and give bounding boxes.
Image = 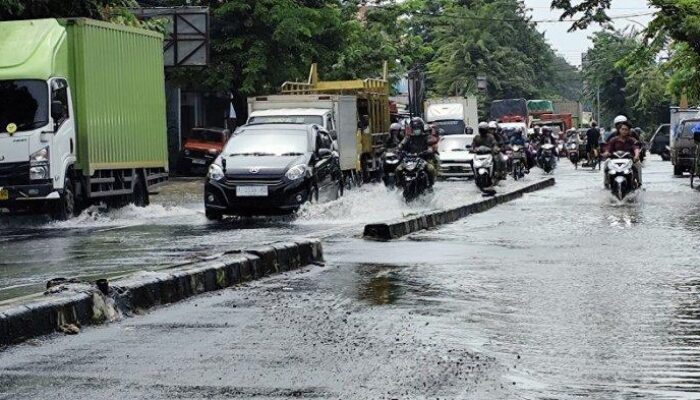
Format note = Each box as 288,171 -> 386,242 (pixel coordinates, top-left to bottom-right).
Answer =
205,209 -> 223,221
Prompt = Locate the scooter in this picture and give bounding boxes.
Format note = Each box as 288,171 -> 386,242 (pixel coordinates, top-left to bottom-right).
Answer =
510,144 -> 526,180
382,150 -> 400,189
537,143 -> 557,173
472,146 -> 500,191
605,151 -> 638,200
397,153 -> 432,202
566,140 -> 579,169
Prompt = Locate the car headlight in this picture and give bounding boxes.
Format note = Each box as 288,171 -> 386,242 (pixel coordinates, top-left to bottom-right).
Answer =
208,163 -> 224,181
285,165 -> 307,180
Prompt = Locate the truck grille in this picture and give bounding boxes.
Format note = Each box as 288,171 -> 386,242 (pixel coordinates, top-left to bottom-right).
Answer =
0,162 -> 30,186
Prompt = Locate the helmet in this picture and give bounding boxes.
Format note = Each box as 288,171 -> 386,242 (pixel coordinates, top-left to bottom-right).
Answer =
409,117 -> 427,136
692,124 -> 700,134
488,121 -> 498,129
542,126 -> 552,133
613,115 -> 628,126
590,120 -> 598,127
478,121 -> 489,134
389,122 -> 402,133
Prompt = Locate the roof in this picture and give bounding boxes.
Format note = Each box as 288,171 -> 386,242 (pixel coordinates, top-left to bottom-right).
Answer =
238,123 -> 317,133
248,108 -> 329,117
0,19 -> 67,80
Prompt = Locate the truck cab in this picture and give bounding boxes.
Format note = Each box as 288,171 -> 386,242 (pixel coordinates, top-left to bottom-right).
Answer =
0,21 -> 77,213
247,108 -> 336,138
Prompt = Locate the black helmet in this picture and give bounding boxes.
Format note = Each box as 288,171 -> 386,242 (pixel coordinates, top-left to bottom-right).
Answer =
541,126 -> 552,133
410,117 -> 427,136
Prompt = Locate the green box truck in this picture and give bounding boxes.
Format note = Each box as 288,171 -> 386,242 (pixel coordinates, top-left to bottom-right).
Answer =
0,18 -> 168,219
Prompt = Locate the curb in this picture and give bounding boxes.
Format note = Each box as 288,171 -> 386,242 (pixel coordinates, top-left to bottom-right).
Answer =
363,178 -> 555,240
0,239 -> 323,347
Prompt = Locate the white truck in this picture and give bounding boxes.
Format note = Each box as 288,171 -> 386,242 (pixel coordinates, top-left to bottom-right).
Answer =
669,107 -> 700,175
247,95 -> 360,181
424,96 -> 479,135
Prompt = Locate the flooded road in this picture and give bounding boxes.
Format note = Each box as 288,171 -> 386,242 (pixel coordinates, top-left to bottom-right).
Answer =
0,176 -> 528,301
3,157 -> 700,398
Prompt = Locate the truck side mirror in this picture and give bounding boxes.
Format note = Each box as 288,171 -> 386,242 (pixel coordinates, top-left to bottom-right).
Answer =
329,130 -> 338,140
51,101 -> 65,122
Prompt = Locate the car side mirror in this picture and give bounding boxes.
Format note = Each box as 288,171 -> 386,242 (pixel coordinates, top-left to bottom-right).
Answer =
329,130 -> 338,140
695,131 -> 700,144
317,148 -> 332,158
51,101 -> 65,122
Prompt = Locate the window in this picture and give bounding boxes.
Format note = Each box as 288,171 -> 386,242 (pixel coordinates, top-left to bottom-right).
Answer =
51,79 -> 69,127
0,80 -> 48,133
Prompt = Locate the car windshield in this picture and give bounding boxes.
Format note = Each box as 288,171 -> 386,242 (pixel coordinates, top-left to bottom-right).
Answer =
432,120 -> 465,135
0,80 -> 48,133
189,130 -> 224,143
225,130 -> 309,156
248,115 -> 324,126
439,136 -> 473,151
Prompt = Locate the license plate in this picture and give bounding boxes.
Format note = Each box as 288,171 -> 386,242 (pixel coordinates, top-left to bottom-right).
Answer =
191,158 -> 207,165
0,188 -> 8,201
236,186 -> 268,197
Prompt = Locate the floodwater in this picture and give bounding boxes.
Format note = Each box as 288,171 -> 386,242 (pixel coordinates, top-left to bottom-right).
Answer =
2,158 -> 700,399
0,175 -> 530,301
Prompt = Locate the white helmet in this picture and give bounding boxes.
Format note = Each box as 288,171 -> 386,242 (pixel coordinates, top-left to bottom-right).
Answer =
478,121 -> 489,129
613,115 -> 628,125
488,121 -> 498,129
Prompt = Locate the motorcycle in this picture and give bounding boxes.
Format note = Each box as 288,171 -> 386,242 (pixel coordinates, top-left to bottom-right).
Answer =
472,146 -> 500,190
510,144 -> 526,180
566,140 -> 579,168
397,152 -> 432,202
605,150 -> 638,200
382,150 -> 400,189
537,143 -> 557,173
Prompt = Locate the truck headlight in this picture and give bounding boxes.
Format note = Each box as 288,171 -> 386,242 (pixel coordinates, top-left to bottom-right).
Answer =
208,163 -> 224,181
29,147 -> 50,180
285,165 -> 307,181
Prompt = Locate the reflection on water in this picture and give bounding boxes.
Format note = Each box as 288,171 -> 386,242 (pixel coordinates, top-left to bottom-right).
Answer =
357,265 -> 405,305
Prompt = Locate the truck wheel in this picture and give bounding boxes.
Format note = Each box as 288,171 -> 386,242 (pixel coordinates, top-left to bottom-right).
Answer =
674,164 -> 684,177
205,209 -> 223,221
133,174 -> 150,207
51,177 -> 76,221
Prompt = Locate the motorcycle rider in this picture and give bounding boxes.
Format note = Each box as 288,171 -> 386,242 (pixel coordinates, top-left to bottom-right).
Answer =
473,121 -> 504,174
603,119 -> 642,187
397,117 -> 437,185
388,122 -> 404,148
586,121 -> 601,164
509,127 -> 529,173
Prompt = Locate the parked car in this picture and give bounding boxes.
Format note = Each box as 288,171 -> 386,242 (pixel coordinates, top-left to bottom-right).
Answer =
649,124 -> 670,161
437,134 -> 475,179
178,128 -> 231,175
204,124 -> 342,219
673,119 -> 700,175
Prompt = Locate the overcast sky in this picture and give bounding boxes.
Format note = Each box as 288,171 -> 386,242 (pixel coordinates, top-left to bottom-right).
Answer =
522,0 -> 654,67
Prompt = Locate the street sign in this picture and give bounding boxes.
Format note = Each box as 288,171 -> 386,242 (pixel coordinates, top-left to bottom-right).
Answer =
131,6 -> 209,67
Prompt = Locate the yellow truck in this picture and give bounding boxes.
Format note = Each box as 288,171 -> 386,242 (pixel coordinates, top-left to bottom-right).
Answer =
249,63 -> 390,184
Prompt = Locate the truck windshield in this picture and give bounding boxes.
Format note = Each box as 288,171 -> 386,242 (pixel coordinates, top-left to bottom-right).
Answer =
0,80 -> 48,133
225,130 -> 310,156
432,120 -> 465,135
680,121 -> 700,138
248,115 -> 323,126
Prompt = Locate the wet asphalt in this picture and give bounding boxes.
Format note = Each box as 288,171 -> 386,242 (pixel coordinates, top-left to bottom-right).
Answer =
2,158 -> 700,399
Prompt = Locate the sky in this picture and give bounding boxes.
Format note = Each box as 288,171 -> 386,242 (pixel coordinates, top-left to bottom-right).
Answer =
522,0 -> 655,67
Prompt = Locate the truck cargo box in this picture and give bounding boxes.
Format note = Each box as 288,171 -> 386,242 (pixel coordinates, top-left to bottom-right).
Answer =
65,19 -> 168,175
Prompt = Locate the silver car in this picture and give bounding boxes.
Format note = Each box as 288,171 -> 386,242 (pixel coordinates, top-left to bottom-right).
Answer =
438,134 -> 475,179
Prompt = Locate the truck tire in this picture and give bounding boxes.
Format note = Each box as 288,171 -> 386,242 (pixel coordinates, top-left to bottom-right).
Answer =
51,177 -> 76,221
133,174 -> 150,207
674,164 -> 684,177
